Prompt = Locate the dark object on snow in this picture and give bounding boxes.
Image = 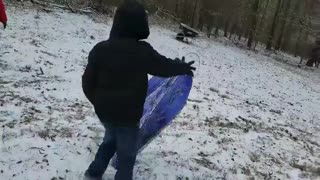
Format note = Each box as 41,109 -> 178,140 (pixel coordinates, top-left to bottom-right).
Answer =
306,44 -> 320,68
176,32 -> 185,41
180,23 -> 200,37
82,1 -> 195,127
176,23 -> 200,43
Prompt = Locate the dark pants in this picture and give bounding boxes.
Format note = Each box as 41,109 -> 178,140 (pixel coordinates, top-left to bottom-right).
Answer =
86,125 -> 139,180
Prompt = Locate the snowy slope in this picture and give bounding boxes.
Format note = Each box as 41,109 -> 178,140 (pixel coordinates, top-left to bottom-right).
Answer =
1,5 -> 320,180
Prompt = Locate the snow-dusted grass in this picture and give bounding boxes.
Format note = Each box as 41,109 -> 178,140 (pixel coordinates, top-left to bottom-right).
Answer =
1,5 -> 320,180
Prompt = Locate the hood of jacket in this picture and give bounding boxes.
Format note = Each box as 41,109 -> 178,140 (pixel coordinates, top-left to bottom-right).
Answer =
109,1 -> 150,40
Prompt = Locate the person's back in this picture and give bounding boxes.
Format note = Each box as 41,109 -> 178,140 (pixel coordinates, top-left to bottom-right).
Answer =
85,39 -> 150,127
83,2 -> 194,127
82,1 -> 195,180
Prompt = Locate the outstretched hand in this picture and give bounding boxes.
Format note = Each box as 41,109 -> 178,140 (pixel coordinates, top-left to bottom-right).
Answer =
181,56 -> 196,77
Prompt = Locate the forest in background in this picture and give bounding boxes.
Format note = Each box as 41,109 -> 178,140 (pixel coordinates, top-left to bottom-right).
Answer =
142,0 -> 320,59
14,0 -> 320,59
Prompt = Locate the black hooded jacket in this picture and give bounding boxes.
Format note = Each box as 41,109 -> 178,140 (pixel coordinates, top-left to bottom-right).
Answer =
82,1 -> 193,127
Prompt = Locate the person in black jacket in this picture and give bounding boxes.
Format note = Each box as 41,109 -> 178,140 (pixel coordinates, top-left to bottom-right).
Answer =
82,1 -> 195,180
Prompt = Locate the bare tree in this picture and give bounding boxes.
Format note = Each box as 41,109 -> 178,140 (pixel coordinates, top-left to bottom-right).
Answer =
275,0 -> 292,50
247,0 -> 260,48
266,0 -> 282,50
87,0 -> 317,59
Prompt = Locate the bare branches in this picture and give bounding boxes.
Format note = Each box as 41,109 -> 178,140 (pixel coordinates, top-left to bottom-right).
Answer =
30,0 -> 92,14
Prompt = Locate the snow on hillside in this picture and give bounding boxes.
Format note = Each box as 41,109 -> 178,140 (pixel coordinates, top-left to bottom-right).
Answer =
0,5 -> 320,180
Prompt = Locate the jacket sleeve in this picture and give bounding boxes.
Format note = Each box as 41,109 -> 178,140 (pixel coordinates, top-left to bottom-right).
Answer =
139,42 -> 191,77
0,0 -> 7,23
82,48 -> 98,104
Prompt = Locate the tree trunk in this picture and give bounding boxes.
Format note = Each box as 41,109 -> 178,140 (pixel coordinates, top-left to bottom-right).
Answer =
199,22 -> 204,31
191,0 -> 201,28
244,27 -> 250,39
302,30 -> 310,62
224,17 -> 231,37
258,0 -> 270,28
256,0 -> 270,43
229,32 -> 233,39
215,26 -> 219,37
224,24 -> 228,37
266,0 -> 282,50
198,12 -> 203,31
207,23 -> 213,38
275,0 -> 292,51
175,0 -> 179,13
214,15 -> 220,37
295,27 -> 303,57
181,0 -> 189,23
282,0 -> 300,50
229,23 -> 237,40
247,0 -> 260,48
238,33 -> 242,41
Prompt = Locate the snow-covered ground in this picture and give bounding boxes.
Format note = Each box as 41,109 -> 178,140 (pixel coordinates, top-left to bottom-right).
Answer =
1,5 -> 320,180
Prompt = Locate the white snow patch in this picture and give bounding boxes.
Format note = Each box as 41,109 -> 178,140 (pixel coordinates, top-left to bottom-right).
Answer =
0,5 -> 320,180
